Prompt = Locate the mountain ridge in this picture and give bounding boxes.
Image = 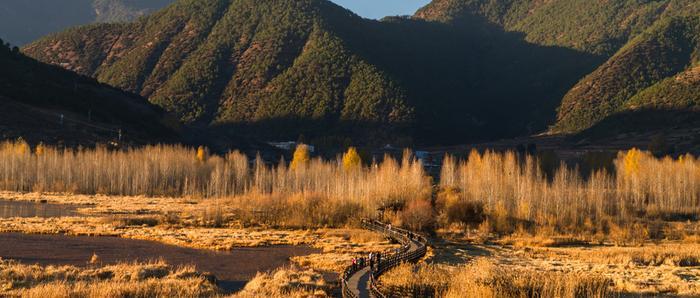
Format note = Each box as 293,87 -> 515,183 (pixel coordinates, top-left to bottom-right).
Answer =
415,0 -> 700,57
23,0 -> 601,145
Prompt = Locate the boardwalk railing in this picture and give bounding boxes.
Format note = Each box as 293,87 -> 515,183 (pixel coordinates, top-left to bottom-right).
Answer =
341,219 -> 428,298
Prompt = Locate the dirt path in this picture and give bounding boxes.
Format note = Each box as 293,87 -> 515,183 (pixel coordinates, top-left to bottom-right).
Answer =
0,233 -> 319,292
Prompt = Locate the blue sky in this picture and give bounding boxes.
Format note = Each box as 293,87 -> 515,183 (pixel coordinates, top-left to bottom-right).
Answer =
330,0 -> 431,19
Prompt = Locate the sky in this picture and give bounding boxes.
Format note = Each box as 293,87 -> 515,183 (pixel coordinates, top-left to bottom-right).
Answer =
330,0 -> 431,19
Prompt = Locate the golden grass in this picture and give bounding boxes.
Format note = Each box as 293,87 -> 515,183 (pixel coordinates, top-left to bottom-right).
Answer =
380,259 -> 611,298
0,217 -> 397,273
524,243 -> 700,268
232,267 -> 328,298
501,244 -> 700,296
0,259 -> 219,298
0,259 -> 335,298
425,235 -> 700,296
0,192 -> 400,274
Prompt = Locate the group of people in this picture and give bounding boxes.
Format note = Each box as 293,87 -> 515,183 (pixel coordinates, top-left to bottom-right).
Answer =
350,251 -> 382,272
348,219 -> 420,274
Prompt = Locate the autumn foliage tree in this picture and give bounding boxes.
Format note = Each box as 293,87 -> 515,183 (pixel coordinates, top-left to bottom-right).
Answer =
34,143 -> 46,156
290,144 -> 310,170
196,146 -> 208,162
342,147 -> 362,171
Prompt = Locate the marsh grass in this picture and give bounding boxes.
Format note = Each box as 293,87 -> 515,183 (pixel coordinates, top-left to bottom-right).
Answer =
533,244 -> 700,267
380,260 -> 612,298
233,266 -> 329,298
0,259 -> 219,298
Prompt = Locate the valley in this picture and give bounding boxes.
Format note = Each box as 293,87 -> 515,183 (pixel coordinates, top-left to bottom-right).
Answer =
0,1 -> 698,297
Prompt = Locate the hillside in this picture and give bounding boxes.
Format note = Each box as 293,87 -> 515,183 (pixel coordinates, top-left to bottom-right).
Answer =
23,0 -> 599,146
414,0 -> 700,139
0,0 -> 172,46
415,0 -> 700,57
0,38 -> 177,146
554,16 -> 700,134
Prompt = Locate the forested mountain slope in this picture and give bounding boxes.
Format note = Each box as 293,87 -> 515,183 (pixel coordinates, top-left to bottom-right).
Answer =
0,39 -> 176,146
416,0 -> 700,56
23,0 -> 599,145
554,16 -> 700,134
0,0 -> 172,45
415,0 -> 700,136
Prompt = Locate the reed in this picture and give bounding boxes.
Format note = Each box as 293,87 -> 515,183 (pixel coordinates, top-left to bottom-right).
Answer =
381,260 -> 611,298
0,259 -> 219,298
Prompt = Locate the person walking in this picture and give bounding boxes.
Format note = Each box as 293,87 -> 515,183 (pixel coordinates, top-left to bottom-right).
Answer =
369,252 -> 374,270
352,257 -> 357,271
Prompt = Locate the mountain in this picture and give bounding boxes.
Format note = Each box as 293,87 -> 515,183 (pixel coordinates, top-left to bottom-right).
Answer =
0,0 -> 172,46
415,0 -> 700,138
554,16 -> 700,134
0,38 -> 177,146
22,0 -> 599,146
415,0 -> 700,57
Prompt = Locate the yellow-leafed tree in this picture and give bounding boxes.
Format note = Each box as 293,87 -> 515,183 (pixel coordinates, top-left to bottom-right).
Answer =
196,146 -> 208,162
290,144 -> 310,170
14,138 -> 30,155
622,148 -> 641,176
35,143 -> 46,156
342,147 -> 362,171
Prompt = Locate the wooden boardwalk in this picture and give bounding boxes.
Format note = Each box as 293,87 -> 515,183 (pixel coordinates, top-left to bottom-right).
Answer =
346,266 -> 371,298
341,220 -> 427,298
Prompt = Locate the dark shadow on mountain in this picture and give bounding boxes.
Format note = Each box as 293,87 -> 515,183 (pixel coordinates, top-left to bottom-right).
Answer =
0,45 -> 178,146
211,117 -> 413,150
572,108 -> 700,142
321,9 -> 605,145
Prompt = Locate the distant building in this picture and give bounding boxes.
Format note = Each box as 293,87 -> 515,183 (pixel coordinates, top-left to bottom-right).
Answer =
268,141 -> 315,153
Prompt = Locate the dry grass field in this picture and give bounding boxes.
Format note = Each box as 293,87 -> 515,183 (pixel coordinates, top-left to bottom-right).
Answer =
0,141 -> 698,297
0,259 -> 219,298
0,192 -> 399,273
0,259 -> 332,298
0,191 -> 394,297
233,267 -> 330,298
380,259 -> 611,298
409,236 -> 700,297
